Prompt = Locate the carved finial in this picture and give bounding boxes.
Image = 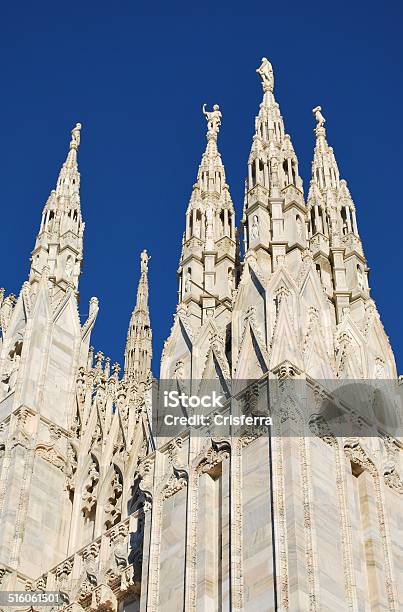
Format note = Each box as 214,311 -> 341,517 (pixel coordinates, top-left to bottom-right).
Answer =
95,351 -> 104,371
140,249 -> 149,275
202,104 -> 222,139
70,123 -> 82,150
89,296 -> 98,317
312,106 -> 326,129
112,362 -> 121,379
256,57 -> 274,93
104,357 -> 111,378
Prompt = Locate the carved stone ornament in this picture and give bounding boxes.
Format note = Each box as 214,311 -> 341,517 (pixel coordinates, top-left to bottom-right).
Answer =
162,466 -> 188,499
196,439 -> 231,475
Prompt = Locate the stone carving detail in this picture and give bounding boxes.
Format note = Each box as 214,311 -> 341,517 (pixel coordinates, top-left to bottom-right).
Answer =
383,463 -> 403,494
256,57 -> 274,92
104,470 -> 123,529
202,103 -> 222,136
1,336 -> 23,396
312,105 -> 326,128
162,466 -> 188,499
196,439 -> 231,475
82,460 -> 100,514
36,444 -> 66,472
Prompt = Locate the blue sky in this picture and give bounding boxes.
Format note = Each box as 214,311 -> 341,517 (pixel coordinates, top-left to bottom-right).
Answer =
1,1 -> 402,374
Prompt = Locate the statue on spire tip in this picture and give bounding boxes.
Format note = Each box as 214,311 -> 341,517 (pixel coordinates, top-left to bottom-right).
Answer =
256,57 -> 274,93
70,123 -> 82,150
313,106 -> 326,129
202,104 -> 222,137
140,249 -> 149,274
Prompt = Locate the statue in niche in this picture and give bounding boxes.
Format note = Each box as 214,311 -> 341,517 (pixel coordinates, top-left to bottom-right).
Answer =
202,104 -> 222,135
312,106 -> 326,128
205,206 -> 214,240
1,340 -> 22,395
65,256 -> 74,278
185,268 -> 192,292
251,215 -> 259,239
256,57 -> 274,92
228,268 -> 234,292
296,216 -> 304,239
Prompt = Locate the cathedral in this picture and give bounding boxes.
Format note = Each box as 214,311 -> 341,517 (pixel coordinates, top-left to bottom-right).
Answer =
0,57 -> 402,611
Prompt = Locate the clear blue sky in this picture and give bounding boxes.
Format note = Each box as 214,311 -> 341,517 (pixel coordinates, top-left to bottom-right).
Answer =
1,1 -> 402,374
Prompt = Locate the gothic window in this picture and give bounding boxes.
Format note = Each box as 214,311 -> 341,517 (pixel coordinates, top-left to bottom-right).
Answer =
310,207 -> 316,235
251,162 -> 256,186
282,160 -> 288,186
317,206 -> 324,233
341,207 -> 348,235
220,210 -> 225,235
291,160 -> 296,186
195,209 -> 202,238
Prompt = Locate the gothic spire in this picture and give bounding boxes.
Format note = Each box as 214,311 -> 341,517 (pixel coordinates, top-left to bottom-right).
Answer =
124,250 -> 152,384
309,106 -> 360,242
178,105 -> 236,321
29,123 -> 84,296
242,58 -> 306,266
245,57 -> 303,198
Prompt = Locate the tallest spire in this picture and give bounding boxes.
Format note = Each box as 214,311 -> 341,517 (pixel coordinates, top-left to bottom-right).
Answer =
242,57 -> 306,266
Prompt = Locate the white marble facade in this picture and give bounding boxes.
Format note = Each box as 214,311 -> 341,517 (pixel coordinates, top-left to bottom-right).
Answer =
0,59 -> 402,611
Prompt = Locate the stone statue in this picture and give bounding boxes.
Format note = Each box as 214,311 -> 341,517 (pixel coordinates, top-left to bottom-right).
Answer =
256,57 -> 274,92
312,106 -> 326,128
202,104 -> 222,135
8,354 -> 20,390
141,250 -> 149,274
65,256 -> 74,278
251,215 -> 259,239
296,216 -> 304,239
70,123 -> 81,149
228,268 -> 234,292
205,206 -> 214,240
185,268 -> 191,292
